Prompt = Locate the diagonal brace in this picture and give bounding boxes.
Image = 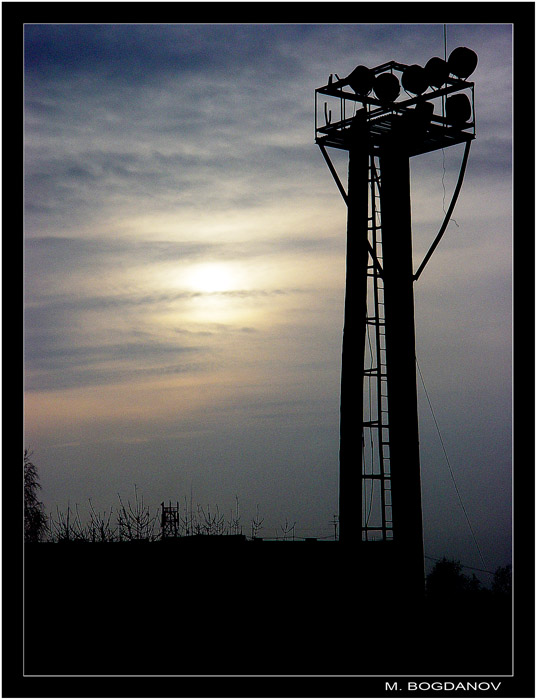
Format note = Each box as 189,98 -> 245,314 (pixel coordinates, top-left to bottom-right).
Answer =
318,142 -> 349,205
317,142 -> 384,278
413,140 -> 472,281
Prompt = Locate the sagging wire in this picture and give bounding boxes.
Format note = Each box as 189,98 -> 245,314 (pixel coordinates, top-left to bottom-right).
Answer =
416,357 -> 487,571
424,554 -> 496,577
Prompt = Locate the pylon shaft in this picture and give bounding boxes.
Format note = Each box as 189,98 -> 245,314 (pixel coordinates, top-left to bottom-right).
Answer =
337,130 -> 424,592
379,147 -> 424,586
338,121 -> 369,545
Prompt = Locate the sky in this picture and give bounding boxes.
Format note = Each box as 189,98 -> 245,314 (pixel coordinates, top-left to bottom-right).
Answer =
24,22 -> 513,577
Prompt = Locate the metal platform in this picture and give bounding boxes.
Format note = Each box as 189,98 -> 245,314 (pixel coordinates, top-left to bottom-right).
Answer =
315,61 -> 475,157
316,117 -> 474,157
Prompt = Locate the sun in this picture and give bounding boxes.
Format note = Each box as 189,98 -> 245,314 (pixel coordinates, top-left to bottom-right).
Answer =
185,263 -> 235,294
174,261 -> 256,324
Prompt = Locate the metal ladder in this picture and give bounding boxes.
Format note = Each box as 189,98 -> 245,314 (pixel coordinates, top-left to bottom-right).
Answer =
362,154 -> 393,542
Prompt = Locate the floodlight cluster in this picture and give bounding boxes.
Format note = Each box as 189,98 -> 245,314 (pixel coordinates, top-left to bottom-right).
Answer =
346,47 -> 477,126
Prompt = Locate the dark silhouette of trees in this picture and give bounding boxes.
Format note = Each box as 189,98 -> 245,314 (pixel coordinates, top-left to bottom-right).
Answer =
423,557 -> 512,675
251,504 -> 264,538
47,491 -> 254,542
278,518 -> 297,541
197,503 -> 226,535
117,486 -> 158,541
492,564 -> 512,598
88,499 -> 117,542
24,450 -> 48,542
426,557 -> 481,598
228,495 -> 242,535
426,557 -> 512,604
50,503 -> 87,542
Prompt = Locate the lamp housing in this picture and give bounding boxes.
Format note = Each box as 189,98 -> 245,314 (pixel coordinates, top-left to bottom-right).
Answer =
347,65 -> 374,95
424,57 -> 449,88
401,64 -> 428,95
447,47 -> 478,79
373,72 -> 400,102
445,93 -> 472,125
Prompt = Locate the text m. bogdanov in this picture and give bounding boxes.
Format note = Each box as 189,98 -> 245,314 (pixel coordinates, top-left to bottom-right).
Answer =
386,682 -> 502,692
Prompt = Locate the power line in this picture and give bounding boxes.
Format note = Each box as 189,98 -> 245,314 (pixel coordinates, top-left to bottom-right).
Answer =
416,357 -> 487,571
424,554 -> 496,577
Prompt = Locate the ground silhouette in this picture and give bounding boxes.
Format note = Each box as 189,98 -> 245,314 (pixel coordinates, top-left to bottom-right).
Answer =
24,540 -> 512,677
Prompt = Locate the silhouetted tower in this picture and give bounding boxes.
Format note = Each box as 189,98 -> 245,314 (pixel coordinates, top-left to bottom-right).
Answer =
161,501 -> 180,539
315,49 -> 477,590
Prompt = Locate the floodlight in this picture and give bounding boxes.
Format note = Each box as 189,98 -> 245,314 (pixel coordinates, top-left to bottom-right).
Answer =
447,47 -> 478,79
445,93 -> 472,125
414,100 -> 434,123
373,72 -> 400,102
397,100 -> 434,140
401,64 -> 428,95
424,57 -> 449,88
347,65 -> 374,96
315,54 -> 475,154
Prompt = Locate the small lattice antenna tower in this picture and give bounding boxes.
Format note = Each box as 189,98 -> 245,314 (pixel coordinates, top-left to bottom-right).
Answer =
161,501 -> 180,539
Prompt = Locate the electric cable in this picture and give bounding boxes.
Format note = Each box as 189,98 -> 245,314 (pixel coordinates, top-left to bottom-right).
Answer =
416,357 -> 487,570
424,554 -> 496,577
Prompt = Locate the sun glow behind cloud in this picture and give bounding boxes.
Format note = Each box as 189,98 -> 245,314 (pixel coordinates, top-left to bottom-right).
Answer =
184,262 -> 237,293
